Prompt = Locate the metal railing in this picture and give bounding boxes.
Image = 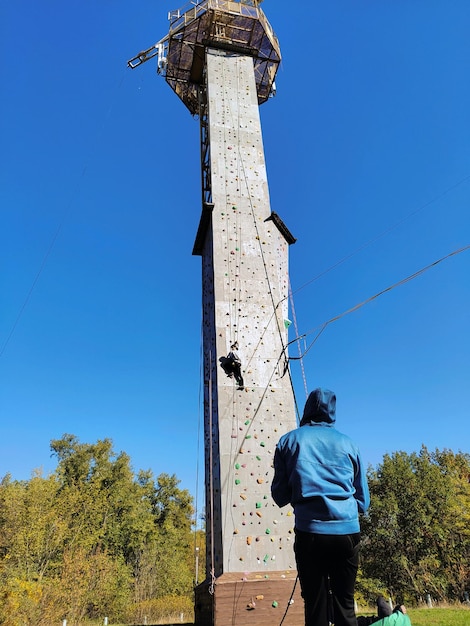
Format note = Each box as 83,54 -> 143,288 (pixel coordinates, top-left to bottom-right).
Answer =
167,0 -> 279,51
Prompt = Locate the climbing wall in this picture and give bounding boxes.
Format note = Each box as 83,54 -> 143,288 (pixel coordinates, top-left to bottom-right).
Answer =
201,49 -> 298,579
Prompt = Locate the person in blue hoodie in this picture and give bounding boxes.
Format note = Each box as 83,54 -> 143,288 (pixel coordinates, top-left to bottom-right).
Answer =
271,388 -> 370,626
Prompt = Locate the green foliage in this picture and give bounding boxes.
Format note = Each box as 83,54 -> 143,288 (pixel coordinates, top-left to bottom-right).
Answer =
2,436 -> 468,622
0,435 -> 196,624
360,446 -> 470,603
124,594 -> 194,624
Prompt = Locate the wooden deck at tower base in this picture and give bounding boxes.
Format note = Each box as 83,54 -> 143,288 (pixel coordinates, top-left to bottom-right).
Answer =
194,571 -> 304,626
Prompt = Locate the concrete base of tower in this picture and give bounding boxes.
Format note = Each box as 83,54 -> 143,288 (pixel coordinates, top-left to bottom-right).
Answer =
194,571 -> 303,626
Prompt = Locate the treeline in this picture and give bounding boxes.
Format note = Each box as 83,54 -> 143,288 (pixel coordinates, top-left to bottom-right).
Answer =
0,435 -> 203,625
359,446 -> 470,605
0,438 -> 469,625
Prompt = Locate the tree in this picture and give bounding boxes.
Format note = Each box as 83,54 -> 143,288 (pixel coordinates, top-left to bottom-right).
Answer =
361,446 -> 470,603
0,435 -> 197,622
132,473 -> 195,603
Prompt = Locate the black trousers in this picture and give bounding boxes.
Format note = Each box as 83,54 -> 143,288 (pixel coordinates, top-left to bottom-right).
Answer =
294,529 -> 360,626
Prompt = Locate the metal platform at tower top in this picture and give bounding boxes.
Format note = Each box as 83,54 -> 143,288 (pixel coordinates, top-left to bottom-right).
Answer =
128,0 -> 281,115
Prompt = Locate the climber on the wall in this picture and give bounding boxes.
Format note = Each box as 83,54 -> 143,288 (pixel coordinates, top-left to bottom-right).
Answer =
220,341 -> 244,390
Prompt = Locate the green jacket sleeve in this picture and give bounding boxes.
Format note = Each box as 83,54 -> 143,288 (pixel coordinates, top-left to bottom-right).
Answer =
374,611 -> 412,626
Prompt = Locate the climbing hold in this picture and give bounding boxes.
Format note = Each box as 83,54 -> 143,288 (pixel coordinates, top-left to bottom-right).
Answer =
257,478 -> 264,484
240,494 -> 247,500
256,502 -> 262,509
246,536 -> 252,545
256,511 -> 262,518
235,463 -> 240,470
260,442 -> 266,447
272,601 -> 278,608
265,528 -> 271,534
235,479 -> 241,485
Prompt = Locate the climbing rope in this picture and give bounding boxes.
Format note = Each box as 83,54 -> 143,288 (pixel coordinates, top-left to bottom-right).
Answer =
288,278 -> 308,400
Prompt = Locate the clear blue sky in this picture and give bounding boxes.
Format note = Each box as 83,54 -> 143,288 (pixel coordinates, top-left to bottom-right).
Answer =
1,1 -> 469,501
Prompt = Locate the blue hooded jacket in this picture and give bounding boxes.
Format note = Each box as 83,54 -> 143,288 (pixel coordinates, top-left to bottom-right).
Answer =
271,388 -> 370,534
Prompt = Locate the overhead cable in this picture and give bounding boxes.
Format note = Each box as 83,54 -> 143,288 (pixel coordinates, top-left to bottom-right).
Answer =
288,244 -> 470,361
291,173 -> 470,299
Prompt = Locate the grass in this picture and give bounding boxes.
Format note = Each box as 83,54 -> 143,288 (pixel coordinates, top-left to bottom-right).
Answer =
406,607 -> 470,626
358,607 -> 470,626
93,606 -> 470,625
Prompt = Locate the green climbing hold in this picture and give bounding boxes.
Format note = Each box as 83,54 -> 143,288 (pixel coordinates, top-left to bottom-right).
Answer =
265,528 -> 271,534
272,601 -> 278,608
235,479 -> 241,485
256,502 -> 262,509
235,463 -> 240,470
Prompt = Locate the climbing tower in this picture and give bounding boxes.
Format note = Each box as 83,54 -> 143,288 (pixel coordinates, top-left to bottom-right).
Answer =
129,2 -> 302,624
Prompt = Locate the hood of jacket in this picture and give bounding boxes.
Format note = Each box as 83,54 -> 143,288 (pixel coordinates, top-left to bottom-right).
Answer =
300,388 -> 336,425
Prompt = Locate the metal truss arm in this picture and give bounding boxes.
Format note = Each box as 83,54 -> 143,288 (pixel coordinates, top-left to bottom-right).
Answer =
127,37 -> 169,71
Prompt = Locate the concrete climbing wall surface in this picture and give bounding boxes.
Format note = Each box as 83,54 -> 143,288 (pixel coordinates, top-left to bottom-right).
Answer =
202,49 -> 298,577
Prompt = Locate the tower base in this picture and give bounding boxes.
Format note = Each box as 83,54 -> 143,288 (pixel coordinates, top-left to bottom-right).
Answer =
194,571 -> 303,626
